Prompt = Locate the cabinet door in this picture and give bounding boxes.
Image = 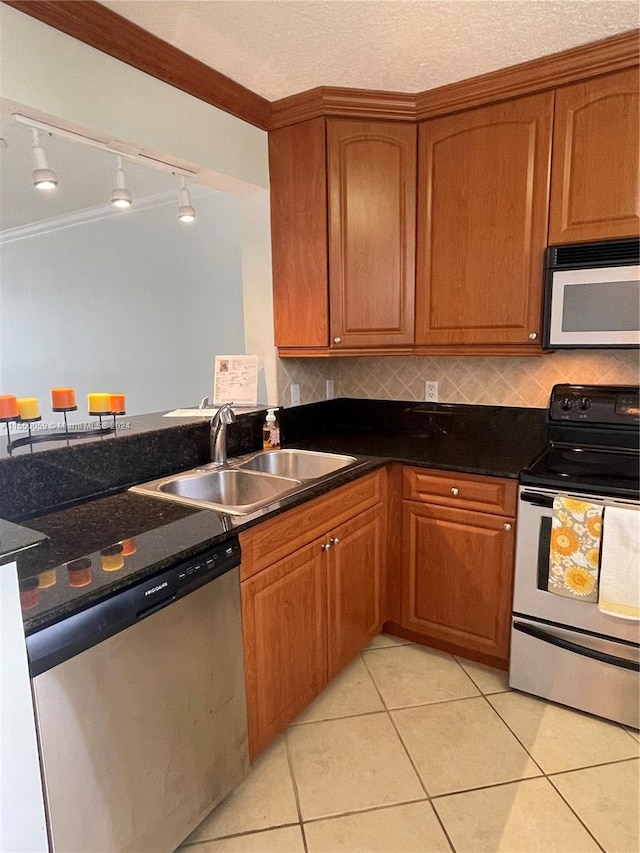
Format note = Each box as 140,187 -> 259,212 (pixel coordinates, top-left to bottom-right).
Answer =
269,118 -> 329,347
328,120 -> 416,349
549,68 -> 640,244
402,501 -> 515,664
327,504 -> 386,680
416,93 -> 553,348
242,540 -> 327,759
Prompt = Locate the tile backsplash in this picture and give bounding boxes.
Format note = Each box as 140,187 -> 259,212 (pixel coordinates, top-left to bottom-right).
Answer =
277,350 -> 639,409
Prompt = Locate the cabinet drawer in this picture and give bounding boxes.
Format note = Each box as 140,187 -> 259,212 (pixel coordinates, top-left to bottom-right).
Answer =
403,467 -> 516,516
240,469 -> 386,580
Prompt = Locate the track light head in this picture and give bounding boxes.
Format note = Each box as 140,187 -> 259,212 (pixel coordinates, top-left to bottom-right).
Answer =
178,176 -> 196,222
31,129 -> 58,190
110,155 -> 132,208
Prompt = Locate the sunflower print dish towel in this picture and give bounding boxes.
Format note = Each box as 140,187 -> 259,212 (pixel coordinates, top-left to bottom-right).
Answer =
548,496 -> 603,601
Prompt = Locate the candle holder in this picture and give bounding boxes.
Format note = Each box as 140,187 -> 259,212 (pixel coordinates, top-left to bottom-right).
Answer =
6,406 -> 117,454
1,414 -> 20,450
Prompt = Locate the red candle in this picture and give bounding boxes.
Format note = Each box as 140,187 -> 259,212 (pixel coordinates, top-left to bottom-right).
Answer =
51,387 -> 76,409
109,394 -> 126,415
0,395 -> 19,419
19,577 -> 40,610
120,537 -> 137,557
67,557 -> 92,588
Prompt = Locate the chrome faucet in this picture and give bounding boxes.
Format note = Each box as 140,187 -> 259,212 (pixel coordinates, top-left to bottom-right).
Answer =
210,402 -> 236,466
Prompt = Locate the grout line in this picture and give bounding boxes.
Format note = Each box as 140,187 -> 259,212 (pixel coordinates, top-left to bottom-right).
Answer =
300,796 -> 435,826
479,693 -> 547,775
546,776 -> 607,853
545,754 -> 640,778
283,730 -> 308,853
290,707 -> 389,727
178,821 -> 301,847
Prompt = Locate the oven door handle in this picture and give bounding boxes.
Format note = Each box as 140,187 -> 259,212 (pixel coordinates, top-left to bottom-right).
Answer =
513,621 -> 640,672
520,492 -> 555,508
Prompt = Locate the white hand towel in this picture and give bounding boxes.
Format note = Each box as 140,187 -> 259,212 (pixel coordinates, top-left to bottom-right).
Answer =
598,505 -> 640,620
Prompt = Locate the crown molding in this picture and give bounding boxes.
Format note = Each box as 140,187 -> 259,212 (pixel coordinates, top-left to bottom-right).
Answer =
2,0 -> 271,130
3,2 -> 638,131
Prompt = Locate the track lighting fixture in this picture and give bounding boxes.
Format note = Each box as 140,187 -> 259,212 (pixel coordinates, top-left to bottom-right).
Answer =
31,129 -> 58,190
177,176 -> 196,222
110,155 -> 132,208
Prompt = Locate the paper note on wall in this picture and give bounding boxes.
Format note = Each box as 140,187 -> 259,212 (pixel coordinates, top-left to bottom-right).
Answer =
213,355 -> 259,406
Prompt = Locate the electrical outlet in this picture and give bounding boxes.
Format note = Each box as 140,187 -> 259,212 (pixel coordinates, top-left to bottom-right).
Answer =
290,384 -> 300,407
326,379 -> 335,400
425,380 -> 439,402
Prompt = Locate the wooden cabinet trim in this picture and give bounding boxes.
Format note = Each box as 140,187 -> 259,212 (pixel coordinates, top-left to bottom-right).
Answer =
403,467 -> 517,516
239,469 -> 386,580
11,4 -> 635,132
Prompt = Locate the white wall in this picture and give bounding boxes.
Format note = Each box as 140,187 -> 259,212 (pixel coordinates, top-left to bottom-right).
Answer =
0,4 -> 277,407
2,193 -> 246,416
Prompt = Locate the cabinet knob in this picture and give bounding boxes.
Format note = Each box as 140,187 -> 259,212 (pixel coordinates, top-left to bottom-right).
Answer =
450,487 -> 459,496
333,337 -> 342,344
321,542 -> 332,551
503,523 -> 512,531
330,537 -> 340,546
528,332 -> 538,340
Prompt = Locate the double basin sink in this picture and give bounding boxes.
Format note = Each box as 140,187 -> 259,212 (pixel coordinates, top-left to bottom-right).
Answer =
131,449 -> 359,515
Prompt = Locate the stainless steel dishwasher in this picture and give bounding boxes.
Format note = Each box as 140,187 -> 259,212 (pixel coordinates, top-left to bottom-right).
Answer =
27,538 -> 249,853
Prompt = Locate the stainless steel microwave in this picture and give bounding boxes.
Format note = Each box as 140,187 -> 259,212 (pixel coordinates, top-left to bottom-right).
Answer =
543,238 -> 640,348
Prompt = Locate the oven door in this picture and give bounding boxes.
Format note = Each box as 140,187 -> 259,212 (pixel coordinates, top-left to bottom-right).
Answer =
513,487 -> 640,643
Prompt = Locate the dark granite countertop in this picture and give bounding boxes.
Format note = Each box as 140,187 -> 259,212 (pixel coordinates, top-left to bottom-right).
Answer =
2,397 -> 549,636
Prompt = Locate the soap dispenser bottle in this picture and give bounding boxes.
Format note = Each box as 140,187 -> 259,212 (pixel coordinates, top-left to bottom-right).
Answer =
263,408 -> 281,450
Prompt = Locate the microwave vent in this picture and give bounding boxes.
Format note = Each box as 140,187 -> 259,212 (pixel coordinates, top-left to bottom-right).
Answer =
550,238 -> 639,269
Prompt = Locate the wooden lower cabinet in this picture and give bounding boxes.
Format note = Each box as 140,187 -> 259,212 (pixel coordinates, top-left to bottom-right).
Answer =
241,540 -> 328,759
401,468 -> 517,667
327,505 -> 385,681
241,471 -> 387,759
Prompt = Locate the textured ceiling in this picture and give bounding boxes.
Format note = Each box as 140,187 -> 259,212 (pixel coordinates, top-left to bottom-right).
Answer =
100,0 -> 639,101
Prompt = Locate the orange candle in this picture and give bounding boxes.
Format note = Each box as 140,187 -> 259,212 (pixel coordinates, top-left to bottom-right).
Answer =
109,394 -> 126,414
87,393 -> 111,414
101,544 -> 124,572
50,387 -> 76,409
0,395 -> 19,419
120,537 -> 137,557
17,397 -> 40,420
67,557 -> 92,588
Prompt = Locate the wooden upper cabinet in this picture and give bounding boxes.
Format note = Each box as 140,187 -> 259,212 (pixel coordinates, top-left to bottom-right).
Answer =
269,118 -> 329,348
328,120 -> 416,348
415,93 -> 554,348
549,68 -> 640,244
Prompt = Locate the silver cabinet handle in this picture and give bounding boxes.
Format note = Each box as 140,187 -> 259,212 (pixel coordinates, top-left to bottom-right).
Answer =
330,537 -> 340,546
321,542 -> 332,551
450,487 -> 459,496
333,337 -> 342,344
503,523 -> 512,531
528,332 -> 538,340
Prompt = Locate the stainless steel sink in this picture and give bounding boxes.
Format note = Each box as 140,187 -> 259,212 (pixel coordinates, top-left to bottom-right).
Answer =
132,469 -> 302,514
130,449 -> 362,515
238,449 -> 357,481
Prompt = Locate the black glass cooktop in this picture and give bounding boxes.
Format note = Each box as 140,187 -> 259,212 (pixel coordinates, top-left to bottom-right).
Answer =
521,445 -> 640,499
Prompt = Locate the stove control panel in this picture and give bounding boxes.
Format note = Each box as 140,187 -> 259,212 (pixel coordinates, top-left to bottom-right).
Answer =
550,384 -> 640,425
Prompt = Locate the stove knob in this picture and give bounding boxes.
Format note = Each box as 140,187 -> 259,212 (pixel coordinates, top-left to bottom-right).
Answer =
579,398 -> 591,410
561,398 -> 573,411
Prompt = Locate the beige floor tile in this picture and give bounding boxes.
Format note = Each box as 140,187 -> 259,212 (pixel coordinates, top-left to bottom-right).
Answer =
433,777 -> 600,853
362,644 -> 479,709
291,656 -> 384,724
550,759 -> 640,853
455,657 -> 510,694
365,633 -> 414,650
183,825 -> 305,852
286,712 -> 425,820
392,697 -> 540,795
304,801 -> 452,852
183,738 -> 298,843
489,691 -> 640,774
